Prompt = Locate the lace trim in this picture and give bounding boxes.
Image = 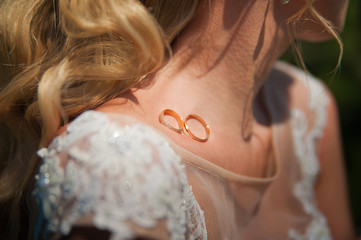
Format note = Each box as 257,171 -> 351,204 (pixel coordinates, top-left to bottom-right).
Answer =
289,78 -> 332,239
34,111 -> 207,240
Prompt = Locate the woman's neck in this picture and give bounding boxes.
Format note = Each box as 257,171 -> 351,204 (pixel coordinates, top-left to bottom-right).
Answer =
135,0 -> 291,139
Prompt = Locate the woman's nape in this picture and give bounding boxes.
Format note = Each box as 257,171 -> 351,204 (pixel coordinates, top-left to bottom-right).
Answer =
99,0 -> 348,176
98,0 -> 284,176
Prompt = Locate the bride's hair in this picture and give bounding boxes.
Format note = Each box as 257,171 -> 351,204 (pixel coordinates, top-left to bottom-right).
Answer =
0,0 -> 341,238
0,0 -> 198,238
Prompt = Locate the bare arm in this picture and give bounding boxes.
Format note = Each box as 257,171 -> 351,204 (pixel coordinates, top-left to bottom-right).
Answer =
315,93 -> 355,240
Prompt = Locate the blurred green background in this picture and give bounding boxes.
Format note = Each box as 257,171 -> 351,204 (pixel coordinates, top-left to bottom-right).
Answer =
282,0 -> 361,234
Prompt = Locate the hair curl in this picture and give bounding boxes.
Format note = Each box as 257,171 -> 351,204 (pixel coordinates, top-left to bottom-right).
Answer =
0,0 -> 198,238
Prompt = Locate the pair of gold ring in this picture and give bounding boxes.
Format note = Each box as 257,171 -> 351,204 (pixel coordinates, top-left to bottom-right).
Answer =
159,109 -> 210,142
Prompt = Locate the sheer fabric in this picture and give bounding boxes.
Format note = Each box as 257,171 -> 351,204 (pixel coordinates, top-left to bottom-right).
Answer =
34,62 -> 332,239
34,112 -> 207,240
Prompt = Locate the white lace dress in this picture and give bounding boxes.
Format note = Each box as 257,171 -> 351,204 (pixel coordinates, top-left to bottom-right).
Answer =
33,62 -> 332,240
33,112 -> 207,240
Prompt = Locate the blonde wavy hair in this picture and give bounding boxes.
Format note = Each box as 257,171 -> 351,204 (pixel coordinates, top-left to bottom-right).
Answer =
0,0 -> 341,239
0,0 -> 198,238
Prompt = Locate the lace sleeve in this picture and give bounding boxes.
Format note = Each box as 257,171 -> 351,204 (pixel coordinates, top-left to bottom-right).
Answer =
33,111 -> 206,240
288,68 -> 332,239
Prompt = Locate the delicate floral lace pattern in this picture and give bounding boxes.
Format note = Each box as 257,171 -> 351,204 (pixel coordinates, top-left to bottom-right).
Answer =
289,77 -> 332,239
34,111 -> 207,240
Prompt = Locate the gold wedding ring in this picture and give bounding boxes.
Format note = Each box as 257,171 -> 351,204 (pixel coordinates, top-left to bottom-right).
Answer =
159,109 -> 184,133
183,114 -> 210,142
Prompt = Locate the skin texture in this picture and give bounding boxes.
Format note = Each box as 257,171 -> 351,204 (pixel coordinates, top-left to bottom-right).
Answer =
316,94 -> 354,239
65,0 -> 353,238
